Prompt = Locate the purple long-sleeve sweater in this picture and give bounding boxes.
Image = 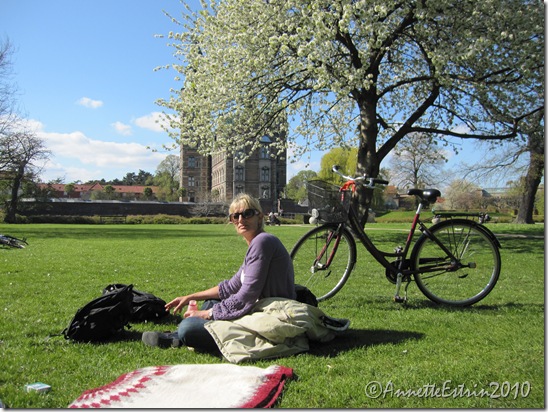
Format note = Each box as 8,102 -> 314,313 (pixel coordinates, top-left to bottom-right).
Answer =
212,232 -> 295,320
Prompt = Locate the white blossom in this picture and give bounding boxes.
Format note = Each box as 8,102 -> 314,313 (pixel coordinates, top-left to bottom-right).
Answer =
157,0 -> 544,176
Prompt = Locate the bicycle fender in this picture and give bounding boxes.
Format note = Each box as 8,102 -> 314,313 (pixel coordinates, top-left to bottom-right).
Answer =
425,218 -> 502,249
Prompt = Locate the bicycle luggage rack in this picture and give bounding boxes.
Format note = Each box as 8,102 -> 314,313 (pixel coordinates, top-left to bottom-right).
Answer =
307,180 -> 350,223
432,211 -> 489,223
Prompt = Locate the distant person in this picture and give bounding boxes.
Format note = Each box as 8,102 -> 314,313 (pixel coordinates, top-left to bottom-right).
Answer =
142,193 -> 296,352
479,213 -> 491,224
268,211 -> 281,226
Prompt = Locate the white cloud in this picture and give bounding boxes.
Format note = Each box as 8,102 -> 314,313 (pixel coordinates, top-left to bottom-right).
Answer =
134,111 -> 168,132
42,130 -> 165,167
76,97 -> 103,109
112,121 -> 132,136
36,159 -> 98,183
29,120 -> 169,182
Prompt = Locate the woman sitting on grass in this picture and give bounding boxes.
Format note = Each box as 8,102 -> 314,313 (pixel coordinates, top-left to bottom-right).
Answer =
142,193 -> 296,352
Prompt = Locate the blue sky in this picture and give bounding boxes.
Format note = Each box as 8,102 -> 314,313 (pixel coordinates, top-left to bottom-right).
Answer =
1,0 -> 209,183
1,0 -> 494,187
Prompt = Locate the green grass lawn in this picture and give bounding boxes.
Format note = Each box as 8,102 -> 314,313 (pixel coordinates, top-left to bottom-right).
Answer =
0,222 -> 544,408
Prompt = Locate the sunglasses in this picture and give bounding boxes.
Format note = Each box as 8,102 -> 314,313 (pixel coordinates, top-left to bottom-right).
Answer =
230,209 -> 259,222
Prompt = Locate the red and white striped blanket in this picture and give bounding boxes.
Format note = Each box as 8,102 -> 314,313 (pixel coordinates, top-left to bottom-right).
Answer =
68,364 -> 293,408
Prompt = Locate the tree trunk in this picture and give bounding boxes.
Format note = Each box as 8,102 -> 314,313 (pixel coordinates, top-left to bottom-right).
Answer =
355,96 -> 380,226
5,164 -> 24,223
515,135 -> 544,224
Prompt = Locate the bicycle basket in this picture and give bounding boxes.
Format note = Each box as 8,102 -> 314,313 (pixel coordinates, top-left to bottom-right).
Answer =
307,180 -> 351,223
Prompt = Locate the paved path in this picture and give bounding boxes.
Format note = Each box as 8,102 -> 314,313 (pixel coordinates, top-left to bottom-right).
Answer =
494,233 -> 544,239
287,224 -> 545,239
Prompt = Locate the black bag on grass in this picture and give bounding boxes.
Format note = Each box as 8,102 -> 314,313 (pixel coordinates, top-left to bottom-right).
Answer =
63,284 -> 134,342
103,283 -> 168,322
295,284 -> 318,307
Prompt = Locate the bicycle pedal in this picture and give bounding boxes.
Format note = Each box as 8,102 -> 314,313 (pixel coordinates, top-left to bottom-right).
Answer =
393,296 -> 406,303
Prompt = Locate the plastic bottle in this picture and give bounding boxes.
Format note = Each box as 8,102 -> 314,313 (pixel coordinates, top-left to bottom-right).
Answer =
186,300 -> 198,314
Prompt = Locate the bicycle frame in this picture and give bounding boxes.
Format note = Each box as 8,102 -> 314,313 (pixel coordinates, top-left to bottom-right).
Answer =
338,182 -> 411,267
308,228 -> 340,271
348,201 -> 462,274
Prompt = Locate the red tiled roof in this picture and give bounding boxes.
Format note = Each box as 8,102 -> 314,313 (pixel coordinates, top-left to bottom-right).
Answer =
111,185 -> 158,193
384,185 -> 399,195
38,183 -> 159,194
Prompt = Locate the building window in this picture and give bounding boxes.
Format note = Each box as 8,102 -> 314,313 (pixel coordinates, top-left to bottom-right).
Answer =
188,156 -> 196,168
260,136 -> 271,159
261,166 -> 270,182
188,176 -> 195,187
235,185 -> 244,195
235,166 -> 244,181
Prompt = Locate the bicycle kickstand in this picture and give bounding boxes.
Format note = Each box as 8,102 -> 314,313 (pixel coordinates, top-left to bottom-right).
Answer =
393,272 -> 407,303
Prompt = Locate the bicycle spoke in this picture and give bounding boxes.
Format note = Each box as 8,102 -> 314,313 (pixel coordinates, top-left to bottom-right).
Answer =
413,220 -> 500,306
291,225 -> 356,301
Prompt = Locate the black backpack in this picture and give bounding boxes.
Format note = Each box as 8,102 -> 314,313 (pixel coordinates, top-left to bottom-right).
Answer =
295,284 -> 318,307
63,284 -> 134,342
103,283 -> 168,322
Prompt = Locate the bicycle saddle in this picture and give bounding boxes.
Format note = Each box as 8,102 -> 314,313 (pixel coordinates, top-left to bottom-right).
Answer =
408,188 -> 441,203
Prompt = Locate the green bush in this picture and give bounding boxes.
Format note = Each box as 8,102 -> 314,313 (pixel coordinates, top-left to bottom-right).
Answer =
20,215 -> 98,224
8,211 -> 541,225
151,214 -> 184,224
375,210 -> 521,224
8,214 -> 231,225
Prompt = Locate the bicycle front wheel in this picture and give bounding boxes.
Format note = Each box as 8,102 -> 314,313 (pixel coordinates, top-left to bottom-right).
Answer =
290,224 -> 356,302
0,235 -> 27,249
412,219 -> 501,306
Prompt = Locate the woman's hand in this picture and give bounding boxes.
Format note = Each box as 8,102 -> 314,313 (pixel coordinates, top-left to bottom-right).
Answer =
165,296 -> 190,315
184,309 -> 211,320
165,285 -> 220,315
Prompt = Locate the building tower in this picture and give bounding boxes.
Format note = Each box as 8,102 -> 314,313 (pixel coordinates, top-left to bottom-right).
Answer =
179,133 -> 287,211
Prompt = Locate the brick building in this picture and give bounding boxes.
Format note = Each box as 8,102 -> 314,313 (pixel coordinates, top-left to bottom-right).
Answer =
37,183 -> 159,200
180,134 -> 287,209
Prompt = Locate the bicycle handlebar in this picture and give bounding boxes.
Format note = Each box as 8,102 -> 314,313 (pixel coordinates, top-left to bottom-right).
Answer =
332,165 -> 389,187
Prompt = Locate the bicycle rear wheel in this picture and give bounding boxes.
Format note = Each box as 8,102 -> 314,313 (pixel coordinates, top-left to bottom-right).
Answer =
412,219 -> 501,306
290,224 -> 356,302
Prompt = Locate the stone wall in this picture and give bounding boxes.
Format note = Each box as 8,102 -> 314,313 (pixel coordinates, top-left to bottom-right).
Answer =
18,200 -> 227,218
18,199 -> 308,219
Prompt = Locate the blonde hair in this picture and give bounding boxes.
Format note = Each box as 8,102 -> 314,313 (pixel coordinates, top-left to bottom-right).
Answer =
229,193 -> 264,230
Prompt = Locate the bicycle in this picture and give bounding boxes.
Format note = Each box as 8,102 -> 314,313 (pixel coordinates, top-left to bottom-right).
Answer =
0,234 -> 28,249
290,166 -> 501,306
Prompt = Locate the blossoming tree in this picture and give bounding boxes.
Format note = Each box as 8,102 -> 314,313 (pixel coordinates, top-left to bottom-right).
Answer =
157,0 -> 543,220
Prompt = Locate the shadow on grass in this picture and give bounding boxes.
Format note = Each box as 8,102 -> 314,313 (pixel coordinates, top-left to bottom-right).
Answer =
61,325 -> 424,358
118,313 -> 184,342
308,328 -> 424,358
470,301 -> 545,311
50,313 -> 184,345
343,295 -> 543,314
497,236 -> 544,254
400,299 -> 544,313
114,327 -> 425,359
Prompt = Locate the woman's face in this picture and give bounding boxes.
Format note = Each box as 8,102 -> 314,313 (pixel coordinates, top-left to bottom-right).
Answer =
230,205 -> 263,243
